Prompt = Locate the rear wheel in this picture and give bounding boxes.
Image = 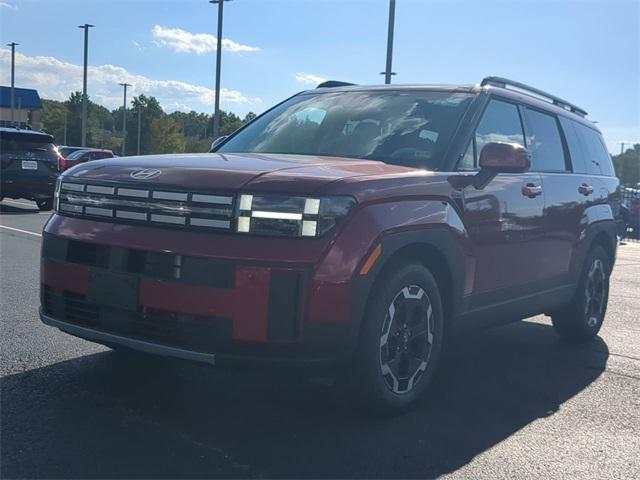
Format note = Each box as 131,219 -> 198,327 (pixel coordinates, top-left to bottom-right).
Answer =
347,261 -> 444,414
36,198 -> 54,211
552,245 -> 610,341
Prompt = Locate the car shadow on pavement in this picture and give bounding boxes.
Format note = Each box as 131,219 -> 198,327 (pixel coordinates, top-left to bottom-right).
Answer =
1,320 -> 608,479
0,203 -> 40,215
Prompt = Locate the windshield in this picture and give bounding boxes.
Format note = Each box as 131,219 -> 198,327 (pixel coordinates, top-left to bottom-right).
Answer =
65,149 -> 89,160
58,147 -> 85,158
218,90 -> 473,169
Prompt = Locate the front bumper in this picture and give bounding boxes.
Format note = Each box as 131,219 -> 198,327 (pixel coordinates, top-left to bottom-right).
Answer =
41,312 -> 337,370
39,213 -> 373,367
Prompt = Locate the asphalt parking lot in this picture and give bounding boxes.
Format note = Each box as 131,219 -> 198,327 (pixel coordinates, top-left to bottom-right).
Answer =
1,198 -> 639,479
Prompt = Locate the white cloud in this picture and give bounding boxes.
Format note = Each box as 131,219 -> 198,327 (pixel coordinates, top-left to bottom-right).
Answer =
152,25 -> 259,55
0,2 -> 17,10
295,72 -> 327,86
0,49 -> 261,114
163,102 -> 194,113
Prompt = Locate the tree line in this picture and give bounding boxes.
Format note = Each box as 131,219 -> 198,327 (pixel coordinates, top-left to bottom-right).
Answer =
613,144 -> 640,187
38,94 -> 639,186
40,92 -> 256,155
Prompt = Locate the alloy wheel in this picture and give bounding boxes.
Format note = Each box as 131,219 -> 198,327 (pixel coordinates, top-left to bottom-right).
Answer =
379,285 -> 434,395
585,258 -> 606,327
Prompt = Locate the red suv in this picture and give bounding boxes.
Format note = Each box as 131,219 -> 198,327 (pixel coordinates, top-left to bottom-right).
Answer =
40,77 -> 620,412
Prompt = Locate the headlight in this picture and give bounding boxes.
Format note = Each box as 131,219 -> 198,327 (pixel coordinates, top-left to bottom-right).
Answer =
237,194 -> 355,237
54,177 -> 62,212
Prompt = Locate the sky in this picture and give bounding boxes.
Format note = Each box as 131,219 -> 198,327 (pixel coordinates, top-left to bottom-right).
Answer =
0,0 -> 638,153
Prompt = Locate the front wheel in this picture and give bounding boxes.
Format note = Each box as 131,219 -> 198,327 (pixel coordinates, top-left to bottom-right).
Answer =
347,261 -> 444,414
36,198 -> 54,211
552,245 -> 610,341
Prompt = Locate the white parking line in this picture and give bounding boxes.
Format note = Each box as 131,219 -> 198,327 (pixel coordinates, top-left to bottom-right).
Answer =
0,225 -> 42,237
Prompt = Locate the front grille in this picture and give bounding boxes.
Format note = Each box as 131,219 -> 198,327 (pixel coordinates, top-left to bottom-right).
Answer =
57,180 -> 235,231
43,233 -> 236,288
42,287 -> 233,353
43,289 -> 100,328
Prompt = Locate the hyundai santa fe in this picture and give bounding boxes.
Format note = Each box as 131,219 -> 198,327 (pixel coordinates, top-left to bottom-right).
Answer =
40,77 -> 620,412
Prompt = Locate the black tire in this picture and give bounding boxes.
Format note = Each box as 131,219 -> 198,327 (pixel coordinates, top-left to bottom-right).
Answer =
36,198 -> 54,211
347,260 -> 444,414
552,245 -> 610,341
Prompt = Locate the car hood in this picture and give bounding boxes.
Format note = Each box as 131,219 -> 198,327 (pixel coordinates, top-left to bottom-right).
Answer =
64,152 -> 413,194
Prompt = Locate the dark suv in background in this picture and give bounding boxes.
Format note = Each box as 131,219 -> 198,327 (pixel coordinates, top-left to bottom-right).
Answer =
40,77 -> 619,412
1,127 -> 59,210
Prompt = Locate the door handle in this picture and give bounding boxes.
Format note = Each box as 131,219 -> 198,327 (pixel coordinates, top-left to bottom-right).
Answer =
578,183 -> 594,196
522,183 -> 543,198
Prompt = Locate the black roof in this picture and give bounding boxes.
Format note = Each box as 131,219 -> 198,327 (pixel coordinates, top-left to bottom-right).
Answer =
308,77 -> 591,123
0,126 -> 53,141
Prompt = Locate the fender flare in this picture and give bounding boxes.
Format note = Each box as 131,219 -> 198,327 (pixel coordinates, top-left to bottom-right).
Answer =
349,227 -> 468,341
571,204 -> 618,279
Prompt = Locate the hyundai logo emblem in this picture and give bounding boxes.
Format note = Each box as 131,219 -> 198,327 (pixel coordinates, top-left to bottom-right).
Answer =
130,168 -> 162,180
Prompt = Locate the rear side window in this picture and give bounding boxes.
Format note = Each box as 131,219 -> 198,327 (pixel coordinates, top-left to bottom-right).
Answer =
523,108 -> 567,172
558,117 -> 587,173
573,121 -> 614,176
458,99 -> 525,170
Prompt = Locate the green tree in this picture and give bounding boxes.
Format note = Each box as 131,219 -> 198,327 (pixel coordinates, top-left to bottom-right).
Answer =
40,92 -> 256,155
219,110 -> 243,136
184,136 -> 212,153
41,99 -> 68,144
613,144 -> 640,186
42,93 -> 117,148
243,112 -> 257,123
127,95 -> 164,155
149,116 -> 185,154
88,101 -> 116,149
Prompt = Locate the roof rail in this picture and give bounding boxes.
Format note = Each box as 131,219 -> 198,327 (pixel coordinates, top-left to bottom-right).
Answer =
316,80 -> 356,89
480,76 -> 588,117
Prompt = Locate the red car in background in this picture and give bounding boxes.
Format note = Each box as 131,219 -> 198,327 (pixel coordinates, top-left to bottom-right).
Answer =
58,148 -> 115,172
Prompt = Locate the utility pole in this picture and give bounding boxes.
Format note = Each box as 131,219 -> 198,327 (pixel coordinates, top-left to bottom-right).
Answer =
137,107 -> 142,155
78,24 -> 94,146
119,83 -> 131,156
617,141 -> 627,155
6,42 -> 18,127
209,0 -> 231,140
63,109 -> 68,144
380,0 -> 396,84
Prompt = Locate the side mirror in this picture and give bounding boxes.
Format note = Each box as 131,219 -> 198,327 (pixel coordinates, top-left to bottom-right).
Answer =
479,142 -> 531,173
209,135 -> 228,152
470,142 -> 531,190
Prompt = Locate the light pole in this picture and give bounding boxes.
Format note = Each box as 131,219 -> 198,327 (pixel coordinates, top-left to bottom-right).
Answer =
78,24 -> 94,146
63,107 -> 68,144
119,83 -> 131,156
616,141 -> 628,155
209,0 -> 231,140
380,0 -> 396,84
137,106 -> 142,155
6,42 -> 18,127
